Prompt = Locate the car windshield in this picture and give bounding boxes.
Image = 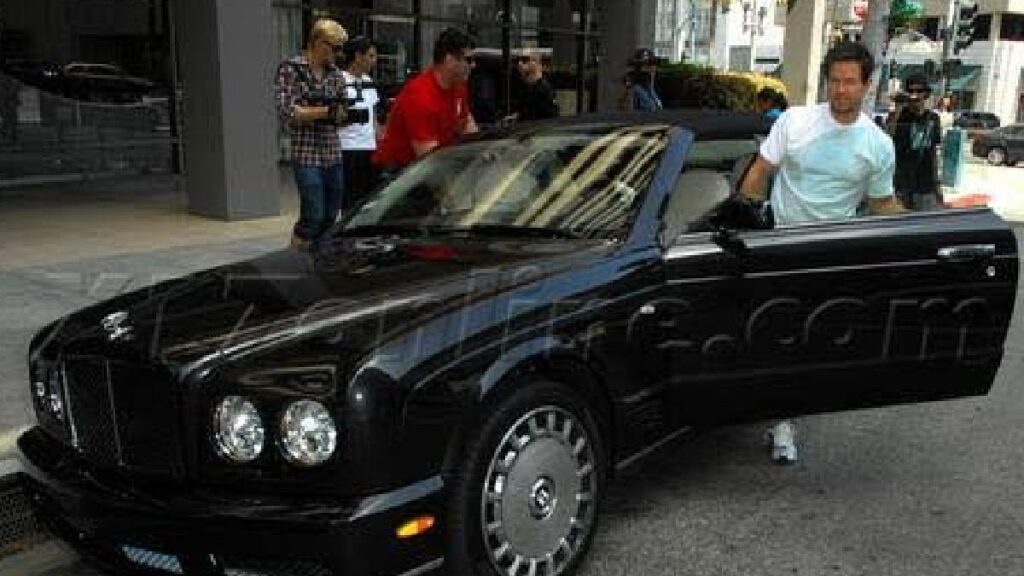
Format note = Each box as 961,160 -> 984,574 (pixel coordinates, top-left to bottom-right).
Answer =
336,124 -> 671,240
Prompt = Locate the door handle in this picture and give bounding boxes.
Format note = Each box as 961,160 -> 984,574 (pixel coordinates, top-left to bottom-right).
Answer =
936,243 -> 996,262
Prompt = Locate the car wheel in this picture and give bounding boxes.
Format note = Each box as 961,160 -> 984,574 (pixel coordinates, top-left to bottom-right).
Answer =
447,379 -> 605,576
987,147 -> 1007,166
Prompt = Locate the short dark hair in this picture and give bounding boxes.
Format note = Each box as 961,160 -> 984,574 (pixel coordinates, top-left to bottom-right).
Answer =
822,41 -> 875,83
342,36 -> 377,64
904,73 -> 931,93
433,27 -> 475,65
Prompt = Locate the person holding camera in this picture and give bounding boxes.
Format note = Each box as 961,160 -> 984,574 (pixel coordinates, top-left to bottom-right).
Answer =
886,74 -> 943,210
373,28 -> 479,171
275,18 -> 349,251
339,36 -> 382,214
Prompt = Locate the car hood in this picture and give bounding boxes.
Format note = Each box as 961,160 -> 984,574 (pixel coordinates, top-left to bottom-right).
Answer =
39,236 -> 614,374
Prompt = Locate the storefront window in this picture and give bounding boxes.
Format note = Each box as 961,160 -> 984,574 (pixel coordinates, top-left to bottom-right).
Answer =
0,0 -> 175,184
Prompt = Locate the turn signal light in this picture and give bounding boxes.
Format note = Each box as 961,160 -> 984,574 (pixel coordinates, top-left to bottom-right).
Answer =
396,515 -> 436,539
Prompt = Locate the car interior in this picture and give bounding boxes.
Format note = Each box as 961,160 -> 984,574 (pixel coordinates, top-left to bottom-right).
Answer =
660,138 -> 767,242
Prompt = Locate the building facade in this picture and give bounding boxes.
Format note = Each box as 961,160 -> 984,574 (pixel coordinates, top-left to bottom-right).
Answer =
891,0 -> 1024,123
3,0 -> 664,219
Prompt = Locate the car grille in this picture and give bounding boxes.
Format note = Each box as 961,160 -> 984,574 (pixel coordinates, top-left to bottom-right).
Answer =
63,356 -> 183,476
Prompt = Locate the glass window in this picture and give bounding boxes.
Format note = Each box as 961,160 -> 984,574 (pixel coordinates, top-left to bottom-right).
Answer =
1000,14 -> 1024,41
339,125 -> 671,240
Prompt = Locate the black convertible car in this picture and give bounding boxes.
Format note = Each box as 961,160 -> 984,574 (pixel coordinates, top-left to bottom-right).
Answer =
19,112 -> 1019,576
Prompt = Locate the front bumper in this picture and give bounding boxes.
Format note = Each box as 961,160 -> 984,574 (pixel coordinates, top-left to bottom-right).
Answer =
17,426 -> 445,576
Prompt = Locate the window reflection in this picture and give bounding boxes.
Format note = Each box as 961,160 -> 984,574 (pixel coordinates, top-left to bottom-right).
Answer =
341,125 -> 670,239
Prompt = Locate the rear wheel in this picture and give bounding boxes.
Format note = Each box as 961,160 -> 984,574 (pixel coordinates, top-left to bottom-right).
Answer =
987,147 -> 1007,166
447,379 -> 605,576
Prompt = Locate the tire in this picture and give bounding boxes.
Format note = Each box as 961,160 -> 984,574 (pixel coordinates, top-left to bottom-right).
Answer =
987,147 -> 1007,166
447,379 -> 606,576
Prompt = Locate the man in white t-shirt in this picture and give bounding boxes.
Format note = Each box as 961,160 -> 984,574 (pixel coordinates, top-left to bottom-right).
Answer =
339,36 -> 382,214
739,41 -> 906,225
737,42 -> 905,464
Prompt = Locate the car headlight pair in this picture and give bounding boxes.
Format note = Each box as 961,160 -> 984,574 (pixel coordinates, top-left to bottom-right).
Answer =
212,396 -> 337,467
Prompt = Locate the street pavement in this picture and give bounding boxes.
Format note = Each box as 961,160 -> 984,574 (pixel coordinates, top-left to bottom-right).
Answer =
1,168 -> 1023,575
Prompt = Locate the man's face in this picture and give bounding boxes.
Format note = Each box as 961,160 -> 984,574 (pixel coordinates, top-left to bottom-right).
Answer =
443,49 -> 475,84
905,83 -> 929,112
317,36 -> 344,65
517,54 -> 541,78
356,46 -> 378,72
826,61 -> 868,117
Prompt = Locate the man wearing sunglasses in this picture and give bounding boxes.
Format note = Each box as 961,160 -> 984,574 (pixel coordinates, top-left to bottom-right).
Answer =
374,27 -> 479,171
275,18 -> 349,251
887,74 -> 943,210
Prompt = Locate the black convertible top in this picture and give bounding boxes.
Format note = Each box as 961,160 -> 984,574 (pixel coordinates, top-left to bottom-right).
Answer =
502,109 -> 774,141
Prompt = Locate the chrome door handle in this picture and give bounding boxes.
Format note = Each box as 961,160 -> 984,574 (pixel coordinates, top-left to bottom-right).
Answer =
937,244 -> 996,261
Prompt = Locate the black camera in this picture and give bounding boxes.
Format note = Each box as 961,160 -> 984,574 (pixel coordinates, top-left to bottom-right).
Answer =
305,86 -> 370,126
892,92 -> 910,105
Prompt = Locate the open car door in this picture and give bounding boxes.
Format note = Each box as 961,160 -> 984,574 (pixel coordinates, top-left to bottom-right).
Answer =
717,208 -> 1019,419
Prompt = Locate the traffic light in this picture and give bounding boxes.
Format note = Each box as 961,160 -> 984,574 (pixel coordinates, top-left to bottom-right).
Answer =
955,0 -> 978,55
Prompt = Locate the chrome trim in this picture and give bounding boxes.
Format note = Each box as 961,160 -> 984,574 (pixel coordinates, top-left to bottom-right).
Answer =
396,557 -> 444,576
615,426 -> 691,471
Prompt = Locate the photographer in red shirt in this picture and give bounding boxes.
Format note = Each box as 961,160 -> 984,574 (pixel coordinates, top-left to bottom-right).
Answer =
374,28 -> 479,171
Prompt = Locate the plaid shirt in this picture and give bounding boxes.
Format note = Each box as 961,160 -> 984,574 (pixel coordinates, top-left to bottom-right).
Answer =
275,54 -> 345,166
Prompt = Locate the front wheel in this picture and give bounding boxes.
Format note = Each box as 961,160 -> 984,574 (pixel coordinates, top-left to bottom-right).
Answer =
987,147 -> 1007,166
447,379 -> 605,576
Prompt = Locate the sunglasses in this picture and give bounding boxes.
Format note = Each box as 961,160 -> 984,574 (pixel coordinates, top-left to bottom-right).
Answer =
906,88 -> 929,94
321,39 -> 344,51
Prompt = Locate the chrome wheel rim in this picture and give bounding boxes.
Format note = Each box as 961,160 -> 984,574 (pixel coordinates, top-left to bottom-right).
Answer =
989,148 -> 1006,165
480,405 -> 598,576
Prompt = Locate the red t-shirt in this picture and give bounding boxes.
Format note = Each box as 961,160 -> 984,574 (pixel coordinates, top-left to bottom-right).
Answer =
373,68 -> 470,168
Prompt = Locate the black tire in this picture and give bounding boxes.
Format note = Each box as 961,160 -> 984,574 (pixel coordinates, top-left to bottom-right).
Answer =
446,379 -> 606,576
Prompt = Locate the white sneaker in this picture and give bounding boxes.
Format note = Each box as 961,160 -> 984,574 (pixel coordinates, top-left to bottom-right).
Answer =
766,420 -> 798,464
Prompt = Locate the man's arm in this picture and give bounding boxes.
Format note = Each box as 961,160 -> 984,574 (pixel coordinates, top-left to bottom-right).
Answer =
275,62 -> 331,125
411,139 -> 440,158
738,155 -> 775,202
462,113 -> 479,136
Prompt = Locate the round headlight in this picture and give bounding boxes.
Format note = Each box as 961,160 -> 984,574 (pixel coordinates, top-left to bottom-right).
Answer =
278,400 -> 337,467
212,396 -> 265,463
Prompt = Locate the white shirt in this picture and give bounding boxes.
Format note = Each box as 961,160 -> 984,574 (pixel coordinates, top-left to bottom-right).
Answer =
760,103 -> 895,226
338,70 -> 379,151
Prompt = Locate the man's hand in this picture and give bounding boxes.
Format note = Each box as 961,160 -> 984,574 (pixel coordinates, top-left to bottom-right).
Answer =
411,140 -> 440,158
738,155 -> 774,202
868,195 -> 908,216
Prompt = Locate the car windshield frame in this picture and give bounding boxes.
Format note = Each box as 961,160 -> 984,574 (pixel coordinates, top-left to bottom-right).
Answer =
332,123 -> 673,242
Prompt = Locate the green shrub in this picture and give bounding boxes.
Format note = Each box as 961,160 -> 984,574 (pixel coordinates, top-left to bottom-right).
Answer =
655,67 -> 787,112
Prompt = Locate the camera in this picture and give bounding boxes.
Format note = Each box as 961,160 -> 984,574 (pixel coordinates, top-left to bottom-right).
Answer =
892,92 -> 910,105
305,85 -> 370,126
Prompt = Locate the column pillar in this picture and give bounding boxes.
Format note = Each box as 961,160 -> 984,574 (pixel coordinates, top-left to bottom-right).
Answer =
781,0 -> 826,105
174,0 -> 279,220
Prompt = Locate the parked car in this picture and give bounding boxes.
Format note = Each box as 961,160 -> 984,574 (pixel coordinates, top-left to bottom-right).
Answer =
0,58 -> 62,92
19,112 -> 1020,576
954,110 -> 1001,130
59,62 -> 156,103
971,123 -> 1024,166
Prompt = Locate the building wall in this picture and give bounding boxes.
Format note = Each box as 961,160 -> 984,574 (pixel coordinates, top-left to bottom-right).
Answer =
891,6 -> 1024,123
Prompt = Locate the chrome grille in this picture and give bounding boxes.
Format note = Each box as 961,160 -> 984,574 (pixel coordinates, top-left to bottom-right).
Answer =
65,358 -> 119,467
62,356 -> 182,475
